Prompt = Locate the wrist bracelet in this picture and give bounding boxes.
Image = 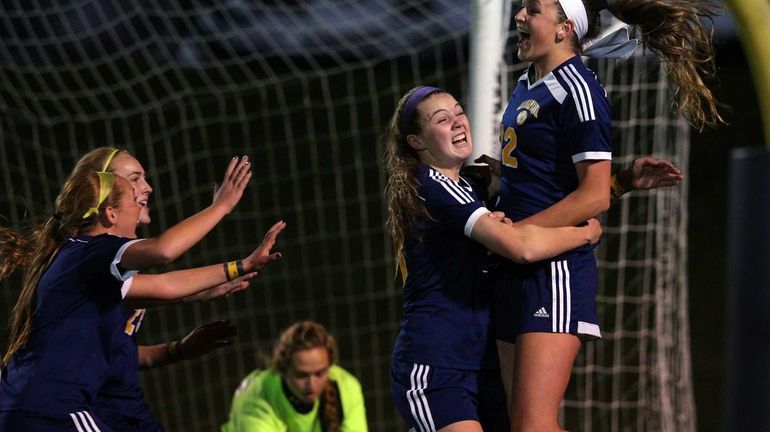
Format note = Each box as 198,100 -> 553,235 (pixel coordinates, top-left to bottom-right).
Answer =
610,174 -> 625,199
224,261 -> 238,281
224,259 -> 245,281
167,340 -> 183,362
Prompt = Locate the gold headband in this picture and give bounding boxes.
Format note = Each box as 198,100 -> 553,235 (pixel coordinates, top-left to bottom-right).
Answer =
82,171 -> 116,219
101,148 -> 119,172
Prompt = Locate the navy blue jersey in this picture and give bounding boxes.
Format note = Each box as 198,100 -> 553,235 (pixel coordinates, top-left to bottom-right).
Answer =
497,55 -> 612,224
95,307 -> 164,431
0,234 -> 142,416
391,164 -> 497,370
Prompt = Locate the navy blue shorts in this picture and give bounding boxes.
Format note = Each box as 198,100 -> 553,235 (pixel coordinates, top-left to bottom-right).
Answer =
390,359 -> 508,432
0,409 -> 113,431
493,252 -> 602,343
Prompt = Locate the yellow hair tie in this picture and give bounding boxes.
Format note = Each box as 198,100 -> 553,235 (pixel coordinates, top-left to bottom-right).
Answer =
101,149 -> 119,172
83,171 -> 116,218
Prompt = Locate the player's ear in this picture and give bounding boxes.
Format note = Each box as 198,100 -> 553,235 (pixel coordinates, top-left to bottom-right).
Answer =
101,205 -> 118,226
557,20 -> 572,41
407,134 -> 425,151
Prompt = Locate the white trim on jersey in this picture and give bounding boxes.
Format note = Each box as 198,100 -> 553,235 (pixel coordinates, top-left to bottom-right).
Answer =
558,65 -> 596,122
407,363 -> 436,432
551,260 -> 571,333
572,151 -> 612,163
464,207 -> 491,237
427,168 -> 474,204
120,276 -> 134,299
70,411 -> 102,432
110,238 -> 144,282
545,74 -> 568,103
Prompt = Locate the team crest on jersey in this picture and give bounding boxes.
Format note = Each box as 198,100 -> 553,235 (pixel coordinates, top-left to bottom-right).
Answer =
516,99 -> 540,125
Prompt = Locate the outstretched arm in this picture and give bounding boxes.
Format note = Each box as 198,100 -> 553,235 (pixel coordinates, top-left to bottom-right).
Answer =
123,272 -> 259,309
137,320 -> 237,369
124,221 -> 286,304
122,156 -> 252,269
612,156 -> 683,198
471,212 -> 602,264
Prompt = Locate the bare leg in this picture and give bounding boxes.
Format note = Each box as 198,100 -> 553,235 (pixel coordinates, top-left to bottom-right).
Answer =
496,340 -> 516,419
509,333 -> 581,432
439,420 -> 484,432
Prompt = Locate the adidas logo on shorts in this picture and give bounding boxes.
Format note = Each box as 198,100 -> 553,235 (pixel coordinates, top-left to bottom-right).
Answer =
533,307 -> 550,318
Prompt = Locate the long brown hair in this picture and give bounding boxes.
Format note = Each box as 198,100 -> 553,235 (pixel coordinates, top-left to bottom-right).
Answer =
272,321 -> 341,432
556,0 -> 723,129
383,86 -> 446,263
1,170 -> 123,366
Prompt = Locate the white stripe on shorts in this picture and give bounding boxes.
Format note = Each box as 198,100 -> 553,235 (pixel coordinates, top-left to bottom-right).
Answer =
407,363 -> 436,432
551,260 -> 572,333
70,411 -> 102,432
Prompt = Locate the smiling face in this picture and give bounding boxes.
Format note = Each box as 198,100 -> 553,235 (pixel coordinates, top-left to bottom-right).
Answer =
408,92 -> 472,176
515,0 -> 573,71
108,176 -> 142,238
108,153 -> 153,225
283,346 -> 331,404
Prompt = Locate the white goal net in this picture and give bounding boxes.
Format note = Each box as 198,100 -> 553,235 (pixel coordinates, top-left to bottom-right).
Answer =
0,1 -> 693,431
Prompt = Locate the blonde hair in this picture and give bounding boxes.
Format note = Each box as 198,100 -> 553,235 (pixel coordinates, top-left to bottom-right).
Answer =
71,146 -> 128,175
1,170 -> 124,365
556,0 -> 724,129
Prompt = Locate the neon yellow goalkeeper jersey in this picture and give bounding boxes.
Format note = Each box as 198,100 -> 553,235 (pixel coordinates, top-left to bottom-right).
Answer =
221,365 -> 368,432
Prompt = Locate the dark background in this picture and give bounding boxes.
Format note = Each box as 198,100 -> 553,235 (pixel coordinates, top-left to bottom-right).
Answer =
689,35 -> 763,432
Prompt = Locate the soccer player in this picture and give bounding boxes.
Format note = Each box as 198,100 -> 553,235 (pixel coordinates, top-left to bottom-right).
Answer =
384,85 -> 602,432
221,321 -> 368,432
69,147 -> 263,431
0,170 -> 285,431
494,1 -> 722,430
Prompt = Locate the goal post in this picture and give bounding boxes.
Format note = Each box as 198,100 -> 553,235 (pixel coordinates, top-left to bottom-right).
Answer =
467,0 -> 508,163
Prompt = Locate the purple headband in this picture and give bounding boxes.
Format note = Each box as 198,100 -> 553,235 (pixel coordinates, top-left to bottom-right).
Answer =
399,86 -> 442,139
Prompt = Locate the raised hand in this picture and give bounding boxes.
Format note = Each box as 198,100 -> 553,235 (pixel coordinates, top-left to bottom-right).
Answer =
243,220 -> 286,272
177,320 -> 238,360
212,155 -> 253,214
620,157 -> 683,192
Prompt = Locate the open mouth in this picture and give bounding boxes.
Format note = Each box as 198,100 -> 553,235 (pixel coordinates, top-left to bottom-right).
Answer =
452,132 -> 467,145
517,27 -> 531,46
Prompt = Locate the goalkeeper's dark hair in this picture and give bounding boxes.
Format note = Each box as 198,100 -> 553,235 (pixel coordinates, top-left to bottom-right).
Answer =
383,86 -> 445,265
554,0 -> 724,129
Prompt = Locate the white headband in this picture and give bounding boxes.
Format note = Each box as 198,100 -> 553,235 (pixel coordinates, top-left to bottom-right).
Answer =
558,0 -> 588,39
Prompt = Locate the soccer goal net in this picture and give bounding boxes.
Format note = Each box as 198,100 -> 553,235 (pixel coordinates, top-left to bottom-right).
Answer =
0,1 -> 693,431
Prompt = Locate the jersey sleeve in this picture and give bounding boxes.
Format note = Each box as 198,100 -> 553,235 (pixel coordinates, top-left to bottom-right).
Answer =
419,167 -> 490,238
81,235 -> 145,299
557,67 -> 612,163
